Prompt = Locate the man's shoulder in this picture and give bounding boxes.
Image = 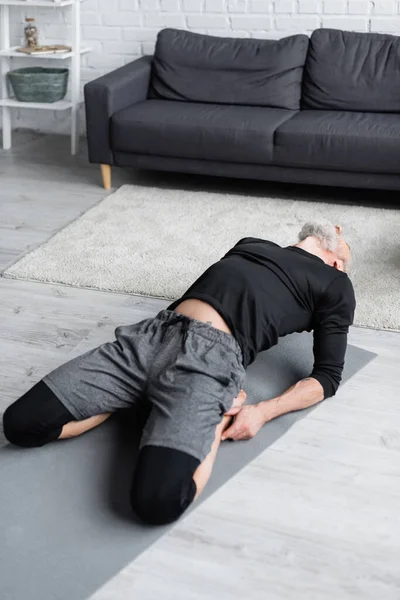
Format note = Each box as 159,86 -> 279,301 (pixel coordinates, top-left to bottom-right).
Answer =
323,272 -> 356,316
327,272 -> 355,295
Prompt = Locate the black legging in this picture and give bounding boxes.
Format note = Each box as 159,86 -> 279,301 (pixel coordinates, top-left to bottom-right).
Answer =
2,381 -> 200,526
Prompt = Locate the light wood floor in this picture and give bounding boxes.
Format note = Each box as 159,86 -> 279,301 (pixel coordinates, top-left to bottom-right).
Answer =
1,133 -> 400,600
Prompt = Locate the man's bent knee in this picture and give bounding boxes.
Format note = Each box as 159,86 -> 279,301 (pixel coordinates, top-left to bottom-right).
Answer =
3,403 -> 44,448
2,381 -> 74,448
130,446 -> 199,526
131,485 -> 194,526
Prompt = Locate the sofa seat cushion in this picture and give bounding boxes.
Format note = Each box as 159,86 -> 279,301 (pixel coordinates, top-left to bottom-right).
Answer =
303,28 -> 400,113
150,28 -> 309,110
111,100 -> 296,165
274,110 -> 400,174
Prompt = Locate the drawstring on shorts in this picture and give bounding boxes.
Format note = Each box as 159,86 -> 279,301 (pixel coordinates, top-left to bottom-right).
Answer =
161,314 -> 191,348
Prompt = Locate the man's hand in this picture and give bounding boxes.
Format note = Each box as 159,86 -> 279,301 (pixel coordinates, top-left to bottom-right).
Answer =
221,377 -> 326,443
221,403 -> 265,441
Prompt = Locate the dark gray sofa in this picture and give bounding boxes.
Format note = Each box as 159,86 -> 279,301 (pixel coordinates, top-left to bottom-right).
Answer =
85,27 -> 400,191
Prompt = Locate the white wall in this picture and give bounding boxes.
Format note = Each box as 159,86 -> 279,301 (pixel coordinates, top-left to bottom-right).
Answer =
6,0 -> 400,134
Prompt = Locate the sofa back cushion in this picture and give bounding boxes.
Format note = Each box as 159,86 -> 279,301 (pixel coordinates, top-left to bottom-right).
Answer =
303,28 -> 400,112
150,28 -> 309,110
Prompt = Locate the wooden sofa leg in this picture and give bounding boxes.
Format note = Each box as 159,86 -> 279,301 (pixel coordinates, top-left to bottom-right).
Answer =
101,164 -> 112,190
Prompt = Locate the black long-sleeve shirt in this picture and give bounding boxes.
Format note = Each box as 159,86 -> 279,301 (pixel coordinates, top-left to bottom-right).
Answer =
168,238 -> 356,398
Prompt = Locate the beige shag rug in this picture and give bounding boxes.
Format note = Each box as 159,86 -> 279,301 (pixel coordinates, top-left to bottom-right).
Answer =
3,184 -> 400,330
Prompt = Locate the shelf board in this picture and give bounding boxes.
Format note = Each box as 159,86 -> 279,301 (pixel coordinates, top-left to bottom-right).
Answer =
0,46 -> 90,59
0,1 -> 78,6
0,98 -> 72,110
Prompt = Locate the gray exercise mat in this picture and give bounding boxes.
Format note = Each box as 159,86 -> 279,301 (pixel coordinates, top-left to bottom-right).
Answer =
0,333 -> 376,600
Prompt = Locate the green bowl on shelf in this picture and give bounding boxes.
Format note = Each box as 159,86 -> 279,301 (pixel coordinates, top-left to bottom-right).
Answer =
7,67 -> 69,103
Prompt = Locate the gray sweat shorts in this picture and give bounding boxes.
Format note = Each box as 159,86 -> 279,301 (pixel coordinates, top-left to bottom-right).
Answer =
43,310 -> 246,462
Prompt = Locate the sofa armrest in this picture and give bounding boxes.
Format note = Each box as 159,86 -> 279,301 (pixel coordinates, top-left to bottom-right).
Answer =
84,55 -> 153,165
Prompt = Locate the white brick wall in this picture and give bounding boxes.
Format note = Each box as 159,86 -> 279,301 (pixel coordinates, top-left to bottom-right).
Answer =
5,0 -> 400,135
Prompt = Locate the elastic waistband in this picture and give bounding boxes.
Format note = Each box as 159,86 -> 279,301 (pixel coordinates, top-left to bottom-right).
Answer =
155,309 -> 243,360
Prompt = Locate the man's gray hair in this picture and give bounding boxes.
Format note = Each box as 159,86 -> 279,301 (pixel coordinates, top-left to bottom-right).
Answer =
298,221 -> 339,252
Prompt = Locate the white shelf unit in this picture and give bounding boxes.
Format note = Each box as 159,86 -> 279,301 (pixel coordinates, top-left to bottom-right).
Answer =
0,0 -> 88,155
0,1 -> 76,6
0,97 -> 71,108
0,45 -> 90,59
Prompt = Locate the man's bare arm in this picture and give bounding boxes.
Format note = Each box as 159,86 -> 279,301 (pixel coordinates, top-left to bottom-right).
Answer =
259,377 -> 324,423
222,377 -> 324,441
